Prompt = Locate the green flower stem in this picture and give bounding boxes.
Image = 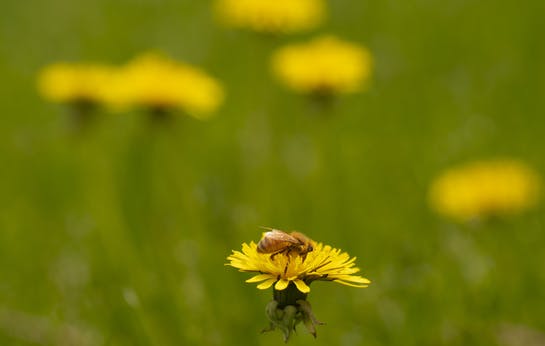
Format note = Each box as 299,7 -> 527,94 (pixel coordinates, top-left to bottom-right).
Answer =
68,100 -> 98,133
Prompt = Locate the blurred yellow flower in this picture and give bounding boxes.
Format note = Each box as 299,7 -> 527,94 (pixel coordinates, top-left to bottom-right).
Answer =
271,35 -> 373,95
429,159 -> 542,222
226,230 -> 369,341
227,241 -> 370,293
106,53 -> 224,118
37,63 -> 115,105
214,0 -> 325,34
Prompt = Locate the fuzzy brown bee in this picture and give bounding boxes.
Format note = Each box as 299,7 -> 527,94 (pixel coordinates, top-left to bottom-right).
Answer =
257,228 -> 314,260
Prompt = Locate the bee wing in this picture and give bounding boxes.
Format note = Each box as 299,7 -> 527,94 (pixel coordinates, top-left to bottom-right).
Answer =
262,230 -> 299,244
289,231 -> 312,243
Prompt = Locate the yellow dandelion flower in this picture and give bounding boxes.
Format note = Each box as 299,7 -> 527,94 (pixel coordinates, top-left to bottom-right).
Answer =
37,63 -> 115,105
429,159 -> 541,222
226,229 -> 370,341
271,35 -> 373,96
228,241 -> 369,293
106,53 -> 224,118
214,0 -> 325,34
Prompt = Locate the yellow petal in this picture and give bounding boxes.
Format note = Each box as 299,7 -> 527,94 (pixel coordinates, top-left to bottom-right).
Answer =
246,274 -> 274,283
256,278 -> 277,290
333,279 -> 369,288
274,279 -> 289,291
332,275 -> 371,284
293,279 -> 310,293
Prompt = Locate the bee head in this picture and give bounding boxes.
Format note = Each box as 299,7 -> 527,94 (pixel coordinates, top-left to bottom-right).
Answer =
304,243 -> 314,253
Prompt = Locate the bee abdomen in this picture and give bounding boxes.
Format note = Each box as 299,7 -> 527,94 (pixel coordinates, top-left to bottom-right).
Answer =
257,240 -> 268,253
257,238 -> 286,253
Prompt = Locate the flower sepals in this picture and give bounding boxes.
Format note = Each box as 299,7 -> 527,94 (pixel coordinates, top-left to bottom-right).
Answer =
263,298 -> 323,342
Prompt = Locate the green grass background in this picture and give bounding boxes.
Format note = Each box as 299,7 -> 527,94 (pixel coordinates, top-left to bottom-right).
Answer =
1,0 -> 545,345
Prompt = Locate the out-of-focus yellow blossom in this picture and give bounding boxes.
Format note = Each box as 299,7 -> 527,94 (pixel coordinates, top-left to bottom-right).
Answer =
429,159 -> 541,222
271,35 -> 372,95
37,63 -> 115,104
106,53 -> 224,118
214,0 -> 325,34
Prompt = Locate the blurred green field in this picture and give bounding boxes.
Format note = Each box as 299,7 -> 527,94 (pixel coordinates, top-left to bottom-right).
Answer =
2,1 -> 545,345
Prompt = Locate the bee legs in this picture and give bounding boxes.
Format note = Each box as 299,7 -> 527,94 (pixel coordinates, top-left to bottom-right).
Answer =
268,249 -> 293,276
269,248 -> 289,261
284,255 -> 291,276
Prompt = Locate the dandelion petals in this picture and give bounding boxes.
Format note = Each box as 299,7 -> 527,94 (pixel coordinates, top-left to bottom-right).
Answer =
293,279 -> 310,293
333,275 -> 371,284
274,279 -> 290,291
256,278 -> 277,290
333,279 -> 369,288
246,274 -> 274,283
227,236 -> 370,292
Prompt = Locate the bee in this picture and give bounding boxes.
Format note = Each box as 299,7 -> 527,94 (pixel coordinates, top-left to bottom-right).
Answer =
257,228 -> 314,261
